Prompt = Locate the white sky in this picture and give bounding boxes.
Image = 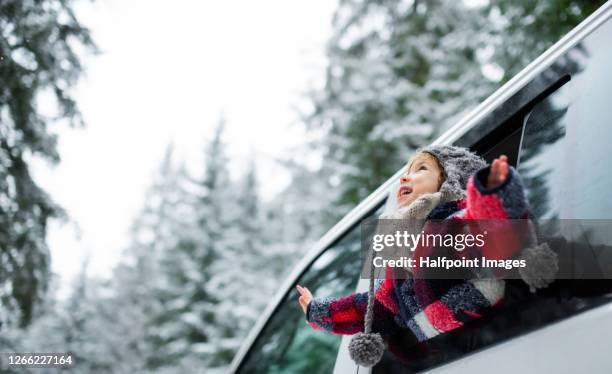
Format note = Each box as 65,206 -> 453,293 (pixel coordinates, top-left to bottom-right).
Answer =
31,0 -> 337,292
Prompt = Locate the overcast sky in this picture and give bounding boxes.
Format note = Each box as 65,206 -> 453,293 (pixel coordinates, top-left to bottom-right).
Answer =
31,0 -> 337,293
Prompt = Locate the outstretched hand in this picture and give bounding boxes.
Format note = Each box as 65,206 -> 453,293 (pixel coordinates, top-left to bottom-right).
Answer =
296,285 -> 313,315
487,155 -> 509,189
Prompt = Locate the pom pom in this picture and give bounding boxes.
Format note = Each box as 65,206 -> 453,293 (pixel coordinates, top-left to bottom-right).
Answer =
348,332 -> 385,367
518,242 -> 558,293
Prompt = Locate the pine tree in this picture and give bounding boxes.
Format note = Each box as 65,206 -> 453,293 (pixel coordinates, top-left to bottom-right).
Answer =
96,145 -> 191,372
151,120 -> 233,370
7,260 -> 114,373
486,0 -> 606,82
306,0 -> 495,217
0,0 -> 96,327
205,158 -> 266,367
54,260 -> 111,371
264,156 -> 335,269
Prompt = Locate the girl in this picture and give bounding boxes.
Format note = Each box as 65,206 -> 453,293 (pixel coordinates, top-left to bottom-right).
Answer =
296,145 -> 556,367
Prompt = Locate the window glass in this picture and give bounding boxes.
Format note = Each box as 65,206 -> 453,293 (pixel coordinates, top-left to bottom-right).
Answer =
236,204 -> 383,374
373,16 -> 612,373
518,29 -> 612,220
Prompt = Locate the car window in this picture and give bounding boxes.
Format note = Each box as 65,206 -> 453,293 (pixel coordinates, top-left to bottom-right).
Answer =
236,204 -> 384,374
373,16 -> 612,373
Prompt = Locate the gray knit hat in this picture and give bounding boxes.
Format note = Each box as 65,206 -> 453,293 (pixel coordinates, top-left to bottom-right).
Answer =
413,145 -> 488,203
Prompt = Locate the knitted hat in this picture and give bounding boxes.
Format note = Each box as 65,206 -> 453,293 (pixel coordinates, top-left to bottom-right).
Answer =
412,145 -> 488,203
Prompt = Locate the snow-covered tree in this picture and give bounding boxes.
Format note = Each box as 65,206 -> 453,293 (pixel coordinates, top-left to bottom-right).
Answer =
3,260 -> 114,373
0,0 -> 96,328
486,0 -> 605,83
306,0 -> 495,217
260,156 -> 336,281
146,121 -> 235,371
89,144 -> 193,372
204,157 -> 267,367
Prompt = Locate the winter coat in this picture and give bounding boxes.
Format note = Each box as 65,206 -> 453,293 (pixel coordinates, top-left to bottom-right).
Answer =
306,164 -> 531,343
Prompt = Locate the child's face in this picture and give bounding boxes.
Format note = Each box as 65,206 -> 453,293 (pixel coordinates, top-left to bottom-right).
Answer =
397,152 -> 444,208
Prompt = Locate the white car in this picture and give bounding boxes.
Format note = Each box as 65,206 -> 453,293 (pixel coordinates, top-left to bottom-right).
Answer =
230,2 -> 612,373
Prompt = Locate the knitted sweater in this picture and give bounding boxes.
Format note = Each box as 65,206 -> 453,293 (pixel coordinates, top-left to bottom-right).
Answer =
306,165 -> 530,342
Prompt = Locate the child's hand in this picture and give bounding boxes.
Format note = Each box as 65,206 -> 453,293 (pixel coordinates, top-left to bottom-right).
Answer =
296,285 -> 313,315
487,155 -> 509,189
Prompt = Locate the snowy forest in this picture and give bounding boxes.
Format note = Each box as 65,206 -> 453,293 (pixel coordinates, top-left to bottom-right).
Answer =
0,0 -> 606,373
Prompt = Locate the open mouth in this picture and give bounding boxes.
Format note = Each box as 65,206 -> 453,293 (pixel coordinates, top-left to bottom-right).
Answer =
398,186 -> 412,197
